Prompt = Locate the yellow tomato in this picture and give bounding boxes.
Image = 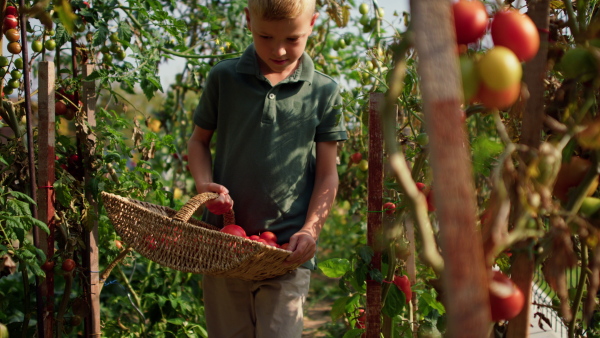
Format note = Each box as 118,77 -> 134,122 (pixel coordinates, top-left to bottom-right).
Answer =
477,46 -> 522,91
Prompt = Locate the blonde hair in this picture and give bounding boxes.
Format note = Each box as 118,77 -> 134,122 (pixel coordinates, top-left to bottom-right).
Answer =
247,0 -> 316,20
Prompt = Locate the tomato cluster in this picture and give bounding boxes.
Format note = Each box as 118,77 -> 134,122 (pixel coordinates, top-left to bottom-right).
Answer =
452,0 -> 540,110
0,6 -> 25,96
219,225 -> 291,250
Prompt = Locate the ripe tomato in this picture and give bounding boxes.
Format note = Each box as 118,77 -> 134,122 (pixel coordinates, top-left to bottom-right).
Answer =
3,15 -> 18,31
280,243 -> 291,251
259,231 -> 277,242
452,0 -> 489,45
476,81 -> 521,110
489,270 -> 525,321
350,152 -> 362,164
383,202 -> 396,214
355,308 -> 366,329
5,6 -> 18,17
553,156 -> 599,202
115,240 -> 123,250
477,46 -> 522,90
491,8 -> 540,62
4,28 -> 19,42
41,260 -> 55,272
62,258 -> 76,272
7,41 -> 21,54
393,275 -> 412,303
220,224 -> 247,237
249,235 -> 260,241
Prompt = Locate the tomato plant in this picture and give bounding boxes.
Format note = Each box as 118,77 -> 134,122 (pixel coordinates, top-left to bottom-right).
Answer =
61,259 -> 76,272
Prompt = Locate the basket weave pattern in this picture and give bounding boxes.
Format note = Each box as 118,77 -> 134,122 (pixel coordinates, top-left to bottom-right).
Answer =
101,191 -> 301,280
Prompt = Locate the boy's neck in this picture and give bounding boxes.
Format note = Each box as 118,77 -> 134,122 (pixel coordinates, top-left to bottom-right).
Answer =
258,56 -> 300,86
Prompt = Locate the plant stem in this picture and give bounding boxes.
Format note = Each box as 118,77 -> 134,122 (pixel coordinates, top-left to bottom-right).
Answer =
568,243 -> 588,337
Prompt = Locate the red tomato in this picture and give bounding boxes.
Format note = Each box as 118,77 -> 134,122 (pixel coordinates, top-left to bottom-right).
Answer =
256,238 -> 269,245
248,235 -> 260,241
259,231 -> 277,242
3,15 -> 18,31
115,240 -> 123,250
491,8 -> 540,62
41,261 -> 55,272
355,308 -> 366,329
265,239 -> 280,248
350,152 -> 362,164
383,202 -> 396,214
475,81 -> 521,110
553,156 -> 599,202
426,189 -> 436,212
489,270 -> 525,321
280,243 -> 291,251
393,275 -> 412,303
7,41 -> 21,54
5,6 -> 18,17
62,258 -> 76,272
416,182 -> 427,191
55,101 -> 67,116
452,0 -> 489,45
220,224 -> 247,237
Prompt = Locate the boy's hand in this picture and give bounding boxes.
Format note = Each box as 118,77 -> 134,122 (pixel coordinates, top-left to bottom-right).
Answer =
284,230 -> 316,266
200,183 -> 234,215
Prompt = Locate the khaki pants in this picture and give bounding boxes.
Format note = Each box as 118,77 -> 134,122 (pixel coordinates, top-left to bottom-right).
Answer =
202,267 -> 311,338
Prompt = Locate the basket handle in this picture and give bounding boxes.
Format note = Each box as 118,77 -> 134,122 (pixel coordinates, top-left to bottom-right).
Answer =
172,192 -> 236,225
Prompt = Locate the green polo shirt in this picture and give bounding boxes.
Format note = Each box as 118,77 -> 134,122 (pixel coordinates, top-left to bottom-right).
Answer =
193,44 -> 347,270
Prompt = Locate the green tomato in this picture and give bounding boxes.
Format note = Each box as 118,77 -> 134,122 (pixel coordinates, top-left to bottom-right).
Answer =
580,197 -> 600,218
32,40 -> 43,53
0,68 -> 7,77
0,57 -> 8,67
13,58 -> 23,69
100,45 -> 109,53
8,79 -> 19,88
359,3 -> 369,15
559,47 -> 596,81
103,53 -> 113,64
109,32 -> 119,43
46,29 -> 55,36
459,55 -> 480,103
416,133 -> 429,146
10,69 -> 22,80
359,14 -> 370,26
337,38 -> 346,49
377,7 -> 385,18
115,50 -> 126,61
3,86 -> 13,95
44,39 -> 57,51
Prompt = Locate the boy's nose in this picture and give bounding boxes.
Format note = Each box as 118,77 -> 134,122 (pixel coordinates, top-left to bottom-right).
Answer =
272,44 -> 286,57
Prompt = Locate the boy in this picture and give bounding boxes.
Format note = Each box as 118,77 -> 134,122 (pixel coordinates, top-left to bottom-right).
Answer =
187,0 -> 347,335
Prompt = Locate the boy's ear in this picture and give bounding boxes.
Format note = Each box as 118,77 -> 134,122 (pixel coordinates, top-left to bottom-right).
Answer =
310,12 -> 319,27
244,7 -> 252,31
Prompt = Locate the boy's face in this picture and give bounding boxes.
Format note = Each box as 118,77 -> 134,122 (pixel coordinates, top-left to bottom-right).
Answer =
245,8 -> 318,77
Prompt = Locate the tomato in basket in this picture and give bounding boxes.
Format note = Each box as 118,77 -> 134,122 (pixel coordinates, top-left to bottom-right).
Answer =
220,224 -> 247,237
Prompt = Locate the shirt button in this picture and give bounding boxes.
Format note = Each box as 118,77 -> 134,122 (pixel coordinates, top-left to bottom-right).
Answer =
268,93 -> 275,100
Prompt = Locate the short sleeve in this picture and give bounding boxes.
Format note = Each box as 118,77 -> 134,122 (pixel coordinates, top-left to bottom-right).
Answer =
193,68 -> 219,130
315,85 -> 348,142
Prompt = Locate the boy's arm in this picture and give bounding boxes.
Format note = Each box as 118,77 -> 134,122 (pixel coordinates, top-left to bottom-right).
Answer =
187,125 -> 233,214
285,141 -> 339,265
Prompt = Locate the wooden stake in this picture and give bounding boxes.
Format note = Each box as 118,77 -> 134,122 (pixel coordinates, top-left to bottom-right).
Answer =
37,61 -> 56,338
80,63 -> 101,336
366,92 -> 384,338
411,0 -> 491,336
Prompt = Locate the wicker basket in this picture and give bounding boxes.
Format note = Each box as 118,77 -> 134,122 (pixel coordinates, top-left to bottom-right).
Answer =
101,191 -> 301,280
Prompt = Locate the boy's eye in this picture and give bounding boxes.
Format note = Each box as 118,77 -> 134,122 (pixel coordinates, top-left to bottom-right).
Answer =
260,35 -> 271,39
287,38 -> 299,42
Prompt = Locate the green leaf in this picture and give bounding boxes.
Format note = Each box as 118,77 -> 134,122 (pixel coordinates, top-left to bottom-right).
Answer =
342,329 -> 364,338
330,295 -> 351,321
357,245 -> 373,264
8,190 -> 36,205
420,290 -> 446,315
472,136 -> 504,176
166,318 -> 186,325
319,258 -> 351,278
382,286 -> 406,317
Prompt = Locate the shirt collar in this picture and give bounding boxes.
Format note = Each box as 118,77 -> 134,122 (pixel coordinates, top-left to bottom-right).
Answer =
236,43 -> 314,85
